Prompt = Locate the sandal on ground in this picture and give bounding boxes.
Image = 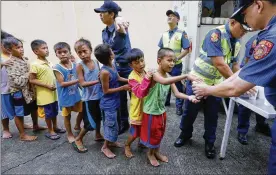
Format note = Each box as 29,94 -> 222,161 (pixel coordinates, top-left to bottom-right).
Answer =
44,132 -> 60,140
72,141 -> 88,153
54,128 -> 66,134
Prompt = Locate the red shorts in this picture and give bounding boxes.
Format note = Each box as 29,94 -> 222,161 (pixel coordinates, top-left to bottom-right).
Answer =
129,124 -> 141,138
140,112 -> 167,148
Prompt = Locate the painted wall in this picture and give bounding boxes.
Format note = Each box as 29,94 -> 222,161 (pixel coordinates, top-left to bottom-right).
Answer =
2,1 -> 173,69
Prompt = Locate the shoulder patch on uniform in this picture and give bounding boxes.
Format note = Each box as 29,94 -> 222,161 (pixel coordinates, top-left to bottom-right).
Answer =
253,40 -> 274,60
210,32 -> 219,42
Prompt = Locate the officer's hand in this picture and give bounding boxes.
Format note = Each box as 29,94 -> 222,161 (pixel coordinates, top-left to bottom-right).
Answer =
192,81 -> 210,97
1,59 -> 13,67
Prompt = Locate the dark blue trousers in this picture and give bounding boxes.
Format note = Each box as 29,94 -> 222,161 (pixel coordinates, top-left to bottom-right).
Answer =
179,81 -> 220,144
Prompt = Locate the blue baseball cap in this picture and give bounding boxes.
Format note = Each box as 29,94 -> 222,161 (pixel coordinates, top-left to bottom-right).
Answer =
230,0 -> 254,24
94,1 -> 122,13
166,10 -> 180,19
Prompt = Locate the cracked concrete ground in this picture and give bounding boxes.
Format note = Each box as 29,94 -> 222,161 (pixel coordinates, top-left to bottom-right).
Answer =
1,98 -> 272,174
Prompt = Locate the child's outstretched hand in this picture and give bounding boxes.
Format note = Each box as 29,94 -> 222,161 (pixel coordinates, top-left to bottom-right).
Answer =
145,71 -> 153,80
188,95 -> 200,103
122,84 -> 131,91
187,74 -> 203,83
47,84 -> 56,91
1,59 -> 13,67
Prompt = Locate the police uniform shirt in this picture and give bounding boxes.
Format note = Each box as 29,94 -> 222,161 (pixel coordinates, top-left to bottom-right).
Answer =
158,27 -> 190,50
240,35 -> 258,68
202,23 -> 239,63
239,16 -> 276,107
102,23 -> 132,64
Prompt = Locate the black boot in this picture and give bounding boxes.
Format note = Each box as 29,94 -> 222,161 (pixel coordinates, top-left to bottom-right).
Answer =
205,142 -> 216,159
174,132 -> 191,147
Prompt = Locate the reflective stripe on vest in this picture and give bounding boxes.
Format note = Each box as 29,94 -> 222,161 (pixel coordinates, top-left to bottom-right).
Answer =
191,25 -> 241,85
162,29 -> 183,65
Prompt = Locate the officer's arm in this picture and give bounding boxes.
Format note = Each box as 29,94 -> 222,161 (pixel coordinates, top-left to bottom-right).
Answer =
176,32 -> 190,61
211,56 -> 234,79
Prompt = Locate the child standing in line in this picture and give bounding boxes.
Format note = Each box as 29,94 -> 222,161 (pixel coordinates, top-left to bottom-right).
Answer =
124,48 -> 152,158
2,37 -> 38,141
53,42 -> 82,143
29,40 -> 65,140
72,38 -> 104,153
94,44 -> 131,159
140,48 -> 200,167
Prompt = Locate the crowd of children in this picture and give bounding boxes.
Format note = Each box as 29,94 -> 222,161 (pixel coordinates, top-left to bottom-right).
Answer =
1,30 -> 200,166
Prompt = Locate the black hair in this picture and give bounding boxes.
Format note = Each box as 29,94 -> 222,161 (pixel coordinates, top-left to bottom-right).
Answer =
30,39 -> 47,51
268,0 -> 276,4
127,48 -> 144,63
2,37 -> 22,50
74,38 -> 93,51
53,42 -> 71,53
108,11 -> 119,19
1,31 -> 14,40
157,47 -> 175,59
94,44 -> 112,65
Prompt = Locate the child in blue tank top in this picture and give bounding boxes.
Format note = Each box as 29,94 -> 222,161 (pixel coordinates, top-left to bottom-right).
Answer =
71,38 -> 104,153
53,42 -> 82,144
95,44 -> 131,159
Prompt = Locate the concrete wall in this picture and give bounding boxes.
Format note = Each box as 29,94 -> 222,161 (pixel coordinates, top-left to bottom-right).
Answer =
2,1 -> 173,68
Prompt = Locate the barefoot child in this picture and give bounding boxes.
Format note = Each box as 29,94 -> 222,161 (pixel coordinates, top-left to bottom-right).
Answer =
2,37 -> 38,141
124,48 -> 152,158
94,44 -> 131,158
140,48 -> 200,166
72,38 -> 104,153
53,42 -> 82,143
30,40 -> 65,140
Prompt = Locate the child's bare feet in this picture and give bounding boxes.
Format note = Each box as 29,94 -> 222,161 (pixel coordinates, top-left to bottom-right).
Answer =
2,131 -> 12,139
24,123 -> 33,129
72,140 -> 87,153
94,133 -> 104,141
147,152 -> 159,167
125,145 -> 134,158
67,136 -> 75,143
33,125 -> 47,132
154,151 -> 168,163
101,147 -> 116,158
20,134 -> 37,141
108,142 -> 123,148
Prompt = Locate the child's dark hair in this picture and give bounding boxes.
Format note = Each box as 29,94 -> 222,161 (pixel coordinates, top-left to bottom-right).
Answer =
157,47 -> 174,59
54,42 -> 71,53
1,31 -> 14,40
31,39 -> 47,51
127,48 -> 144,63
94,44 -> 112,65
74,38 -> 92,51
2,37 -> 22,50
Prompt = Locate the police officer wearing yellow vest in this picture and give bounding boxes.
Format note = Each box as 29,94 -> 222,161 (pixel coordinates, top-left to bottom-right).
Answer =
174,16 -> 248,159
158,10 -> 190,116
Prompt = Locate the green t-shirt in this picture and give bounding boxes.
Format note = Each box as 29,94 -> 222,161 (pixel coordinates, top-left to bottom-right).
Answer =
143,82 -> 170,115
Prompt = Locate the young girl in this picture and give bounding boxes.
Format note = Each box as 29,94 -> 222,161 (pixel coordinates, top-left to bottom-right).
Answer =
72,38 -> 104,153
140,48 -> 200,166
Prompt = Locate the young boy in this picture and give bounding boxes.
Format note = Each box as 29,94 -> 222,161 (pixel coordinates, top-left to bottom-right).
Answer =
53,42 -> 82,143
94,44 -> 131,158
140,48 -> 200,167
124,48 -> 152,158
2,37 -> 38,141
29,39 -> 65,140
72,38 -> 104,153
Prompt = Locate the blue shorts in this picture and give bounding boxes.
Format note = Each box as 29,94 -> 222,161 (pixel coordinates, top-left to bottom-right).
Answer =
38,101 -> 58,119
102,108 -> 120,142
1,91 -> 37,120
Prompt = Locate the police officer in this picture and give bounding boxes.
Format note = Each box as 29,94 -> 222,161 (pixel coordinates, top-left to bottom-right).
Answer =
158,10 -> 190,116
237,35 -> 271,145
192,0 -> 276,173
94,1 -> 132,134
174,16 -> 248,159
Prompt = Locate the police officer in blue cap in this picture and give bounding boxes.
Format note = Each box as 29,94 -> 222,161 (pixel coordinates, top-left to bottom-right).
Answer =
193,0 -> 276,173
94,1 -> 132,134
159,10 -> 190,116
